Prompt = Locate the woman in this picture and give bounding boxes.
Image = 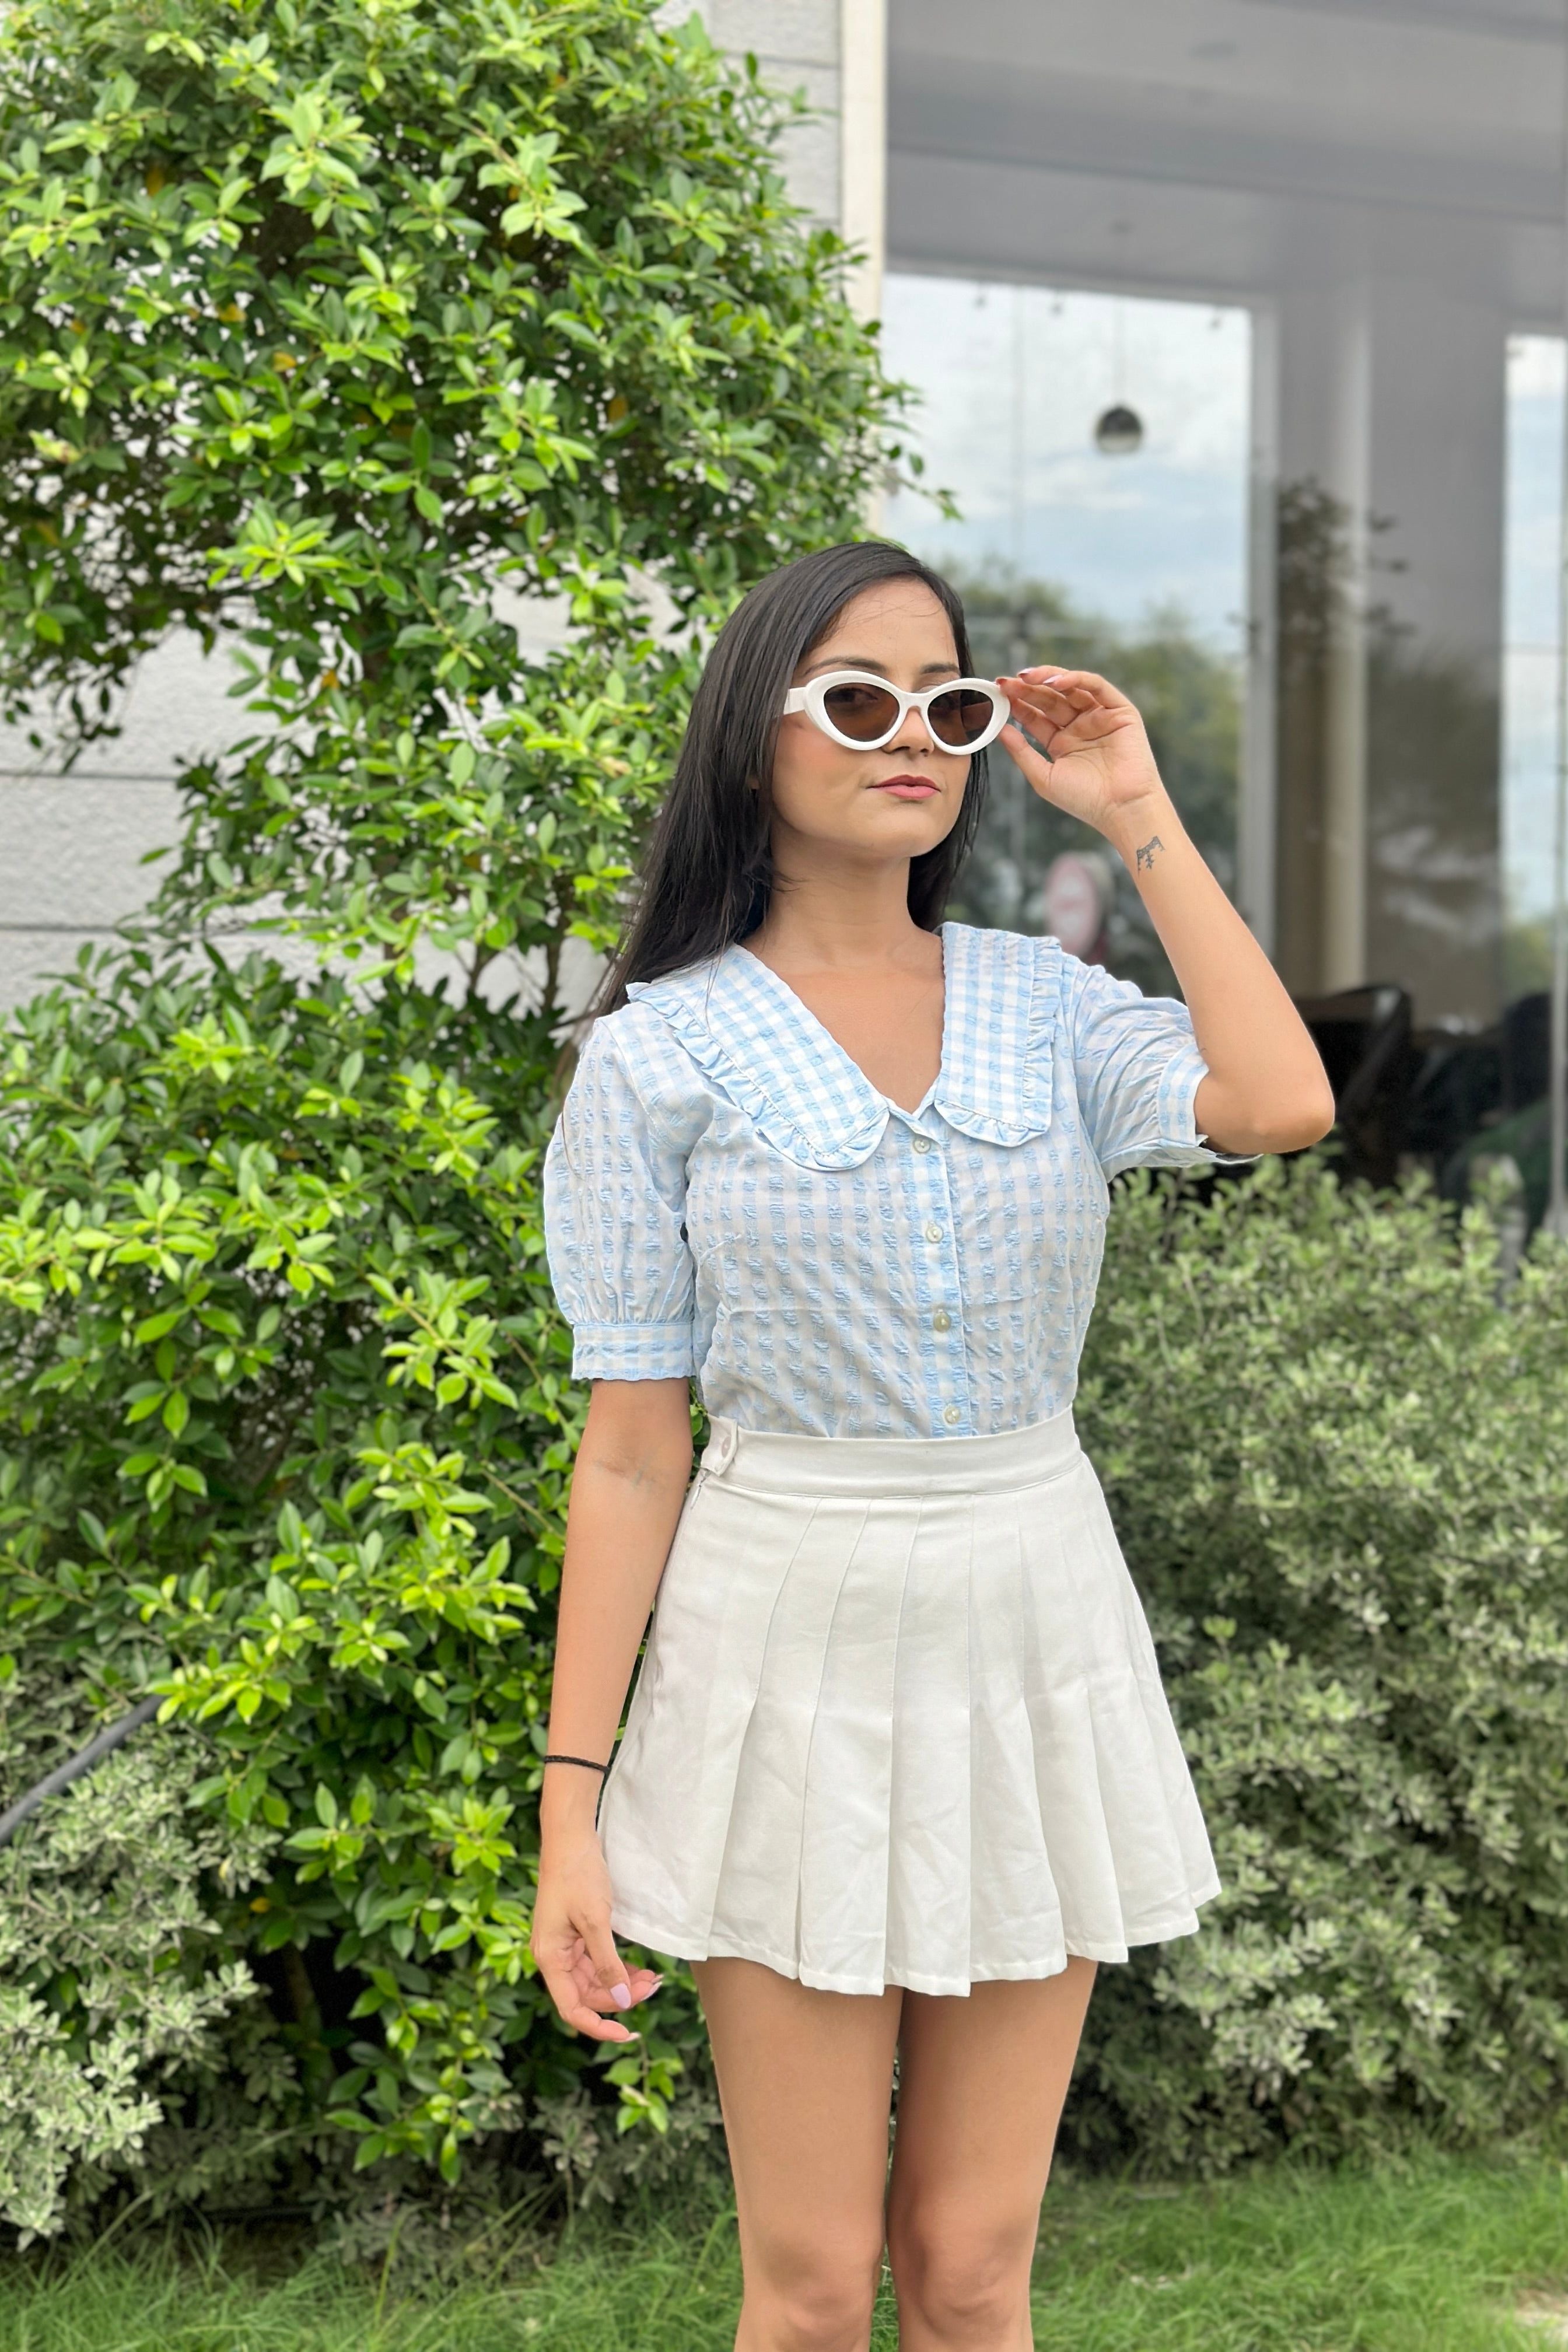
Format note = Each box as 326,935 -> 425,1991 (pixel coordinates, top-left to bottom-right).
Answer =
533,540 -> 1333,2351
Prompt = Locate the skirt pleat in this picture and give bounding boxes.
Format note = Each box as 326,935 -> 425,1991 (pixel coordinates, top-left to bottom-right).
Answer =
598,1411 -> 1220,1997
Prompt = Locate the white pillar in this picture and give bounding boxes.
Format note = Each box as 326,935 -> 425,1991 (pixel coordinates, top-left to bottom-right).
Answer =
839,0 -> 887,323
1273,267 -> 1373,998
1359,240 -> 1506,1021
1241,307 -> 1279,959
1321,284 -> 1372,997
1269,226 -> 1506,1022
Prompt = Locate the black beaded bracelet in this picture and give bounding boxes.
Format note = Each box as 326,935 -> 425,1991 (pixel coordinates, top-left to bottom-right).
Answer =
542,1752 -> 611,1775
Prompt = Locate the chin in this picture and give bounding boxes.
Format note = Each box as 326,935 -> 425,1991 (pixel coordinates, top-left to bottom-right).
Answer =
858,804 -> 958,853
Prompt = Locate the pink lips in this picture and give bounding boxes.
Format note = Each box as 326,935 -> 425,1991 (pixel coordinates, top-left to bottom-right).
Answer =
873,774 -> 939,800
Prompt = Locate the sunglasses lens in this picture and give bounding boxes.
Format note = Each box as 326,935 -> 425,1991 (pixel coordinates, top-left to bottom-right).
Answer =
929,686 -> 999,747
820,681 -> 901,742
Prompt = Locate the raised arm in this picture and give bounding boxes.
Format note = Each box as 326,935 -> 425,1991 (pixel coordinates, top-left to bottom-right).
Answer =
996,666 -> 1335,1156
531,1376 -> 693,2042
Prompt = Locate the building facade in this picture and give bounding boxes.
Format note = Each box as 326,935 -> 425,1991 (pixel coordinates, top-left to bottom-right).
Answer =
5,1 -> 1564,1131
880,0 -> 1568,1048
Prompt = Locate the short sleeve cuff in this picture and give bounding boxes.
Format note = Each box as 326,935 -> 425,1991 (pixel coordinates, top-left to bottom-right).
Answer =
1156,1038 -> 1213,1152
1101,1040 -> 1261,1176
569,1321 -> 698,1383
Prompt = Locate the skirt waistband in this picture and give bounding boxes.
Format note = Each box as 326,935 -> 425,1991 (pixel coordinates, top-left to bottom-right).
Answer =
697,1408 -> 1083,1499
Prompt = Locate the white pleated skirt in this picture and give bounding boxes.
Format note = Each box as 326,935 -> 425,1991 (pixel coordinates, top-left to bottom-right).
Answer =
598,1409 -> 1221,1997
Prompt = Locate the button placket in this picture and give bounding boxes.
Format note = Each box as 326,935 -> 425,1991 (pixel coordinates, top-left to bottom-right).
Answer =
908,1122 -> 970,1438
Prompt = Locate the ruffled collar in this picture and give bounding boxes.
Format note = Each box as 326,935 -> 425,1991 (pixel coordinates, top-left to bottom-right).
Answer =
625,921 -> 1058,1171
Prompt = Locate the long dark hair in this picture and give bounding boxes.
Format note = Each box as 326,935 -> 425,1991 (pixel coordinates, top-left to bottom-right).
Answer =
595,541 -> 989,1010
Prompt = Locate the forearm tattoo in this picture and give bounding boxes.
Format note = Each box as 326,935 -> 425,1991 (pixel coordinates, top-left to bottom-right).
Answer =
1135,834 -> 1164,873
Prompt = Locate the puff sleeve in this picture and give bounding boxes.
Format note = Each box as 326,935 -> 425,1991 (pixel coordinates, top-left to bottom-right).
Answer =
542,1018 -> 698,1382
1059,950 -> 1256,1178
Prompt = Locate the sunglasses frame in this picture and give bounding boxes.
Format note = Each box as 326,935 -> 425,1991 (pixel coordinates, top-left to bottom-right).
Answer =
780,669 -> 1012,754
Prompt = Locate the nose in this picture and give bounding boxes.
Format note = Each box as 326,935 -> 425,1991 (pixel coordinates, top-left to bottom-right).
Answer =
886,701 -> 937,757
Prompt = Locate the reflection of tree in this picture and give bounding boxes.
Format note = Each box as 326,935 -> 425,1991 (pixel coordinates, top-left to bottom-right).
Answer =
1276,478 -> 1501,1021
948,495 -> 1511,1020
949,570 -> 1239,995
1367,630 -> 1499,1012
1504,916 -> 1555,1000
1276,478 -> 1357,671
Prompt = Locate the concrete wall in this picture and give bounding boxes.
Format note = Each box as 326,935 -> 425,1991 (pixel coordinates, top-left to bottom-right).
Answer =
0,640 -> 230,1012
1,2 -> 885,1013
697,1 -> 844,223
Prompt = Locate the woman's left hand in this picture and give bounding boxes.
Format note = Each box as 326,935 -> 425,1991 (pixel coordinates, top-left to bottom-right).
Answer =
996,667 -> 1166,843
997,667 -> 1335,1158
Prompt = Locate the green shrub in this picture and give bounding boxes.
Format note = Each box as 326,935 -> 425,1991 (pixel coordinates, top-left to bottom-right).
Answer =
0,952 -> 729,2235
0,0 -> 900,976
0,0 -> 901,2236
1,958 -> 565,2214
0,1672 -> 272,2244
1066,1156 -> 1568,2175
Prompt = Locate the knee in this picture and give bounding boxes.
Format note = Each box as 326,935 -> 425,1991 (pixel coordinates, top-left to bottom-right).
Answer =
744,2233 -> 883,2351
887,2207 -> 1036,2342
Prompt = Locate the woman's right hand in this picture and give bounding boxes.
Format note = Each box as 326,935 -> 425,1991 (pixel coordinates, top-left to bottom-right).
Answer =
530,1827 -> 662,2042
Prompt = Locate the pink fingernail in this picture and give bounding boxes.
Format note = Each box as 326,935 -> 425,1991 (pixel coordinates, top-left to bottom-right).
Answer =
612,1981 -> 632,2006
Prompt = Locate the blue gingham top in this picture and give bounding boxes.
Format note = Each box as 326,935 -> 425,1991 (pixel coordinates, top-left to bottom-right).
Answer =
543,921 -> 1237,1441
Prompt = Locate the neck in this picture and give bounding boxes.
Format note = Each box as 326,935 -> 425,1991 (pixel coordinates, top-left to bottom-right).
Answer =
750,850 -> 931,974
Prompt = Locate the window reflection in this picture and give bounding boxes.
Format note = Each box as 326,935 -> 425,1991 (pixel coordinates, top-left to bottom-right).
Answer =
880,277 -> 1248,996
883,0 -> 1568,1212
1503,334 -> 1562,1002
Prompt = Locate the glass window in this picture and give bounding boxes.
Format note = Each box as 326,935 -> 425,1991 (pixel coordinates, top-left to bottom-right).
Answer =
886,0 -> 1568,1203
881,276 -> 1250,994
1502,333 -> 1562,1003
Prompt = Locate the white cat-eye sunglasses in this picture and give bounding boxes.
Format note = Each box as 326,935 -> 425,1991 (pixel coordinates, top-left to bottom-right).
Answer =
780,670 -> 1012,754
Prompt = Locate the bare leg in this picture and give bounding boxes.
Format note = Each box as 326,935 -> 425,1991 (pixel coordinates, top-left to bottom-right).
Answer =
694,1957 -> 904,2352
885,1958 -> 1098,2351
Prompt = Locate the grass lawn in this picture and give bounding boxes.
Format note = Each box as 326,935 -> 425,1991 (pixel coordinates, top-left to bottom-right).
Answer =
1,2143 -> 1564,2351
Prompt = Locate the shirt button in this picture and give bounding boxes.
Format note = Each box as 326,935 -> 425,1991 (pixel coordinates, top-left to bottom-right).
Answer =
912,1136 -> 934,1154
942,1405 -> 963,1427
923,1222 -> 943,1244
932,1308 -> 952,1332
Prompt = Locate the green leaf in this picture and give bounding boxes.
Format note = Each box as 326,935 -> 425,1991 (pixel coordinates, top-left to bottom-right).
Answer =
135,1307 -> 187,1344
